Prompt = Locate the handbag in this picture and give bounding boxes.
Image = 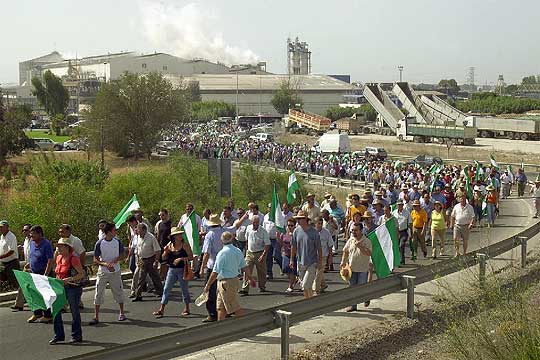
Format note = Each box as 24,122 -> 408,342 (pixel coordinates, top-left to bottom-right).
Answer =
183,262 -> 194,281
68,255 -> 90,288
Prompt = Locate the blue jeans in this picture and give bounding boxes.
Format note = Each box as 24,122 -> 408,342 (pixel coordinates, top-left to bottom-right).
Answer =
53,286 -> 83,341
161,267 -> 191,305
267,239 -> 283,276
486,203 -> 497,224
349,271 -> 368,310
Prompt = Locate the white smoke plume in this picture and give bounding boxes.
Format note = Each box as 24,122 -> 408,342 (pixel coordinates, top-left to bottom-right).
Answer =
139,0 -> 259,65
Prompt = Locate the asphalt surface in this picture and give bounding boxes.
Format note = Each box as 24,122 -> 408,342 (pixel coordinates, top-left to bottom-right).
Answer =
0,197 -> 535,360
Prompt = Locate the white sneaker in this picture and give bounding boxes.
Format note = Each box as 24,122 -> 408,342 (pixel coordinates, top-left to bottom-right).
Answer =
286,287 -> 293,293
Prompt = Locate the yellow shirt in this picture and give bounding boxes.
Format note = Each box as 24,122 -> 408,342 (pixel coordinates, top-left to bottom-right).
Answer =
431,210 -> 446,230
411,209 -> 428,229
347,204 -> 366,222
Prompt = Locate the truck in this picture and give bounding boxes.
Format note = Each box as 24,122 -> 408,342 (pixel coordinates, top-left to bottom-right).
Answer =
465,116 -> 540,141
396,118 -> 477,145
286,109 -> 331,135
311,133 -> 351,153
335,115 -> 366,135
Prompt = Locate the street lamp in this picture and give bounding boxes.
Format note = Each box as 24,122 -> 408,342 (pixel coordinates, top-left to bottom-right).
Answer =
398,65 -> 404,82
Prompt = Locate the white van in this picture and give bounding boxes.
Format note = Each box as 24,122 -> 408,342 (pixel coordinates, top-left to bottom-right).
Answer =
249,133 -> 274,142
311,133 -> 351,153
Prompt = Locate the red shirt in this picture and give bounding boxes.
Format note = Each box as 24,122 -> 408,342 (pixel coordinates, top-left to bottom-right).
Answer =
55,253 -> 80,280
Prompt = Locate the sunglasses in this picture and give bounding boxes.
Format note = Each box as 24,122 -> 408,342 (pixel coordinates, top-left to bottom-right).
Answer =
22,228 -> 30,232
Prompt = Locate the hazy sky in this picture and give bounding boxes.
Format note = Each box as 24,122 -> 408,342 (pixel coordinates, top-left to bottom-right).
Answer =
2,0 -> 539,85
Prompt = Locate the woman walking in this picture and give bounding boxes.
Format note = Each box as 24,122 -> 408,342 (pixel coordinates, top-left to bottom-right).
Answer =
153,227 -> 193,318
485,185 -> 498,227
50,238 -> 84,345
431,201 -> 446,258
279,218 -> 298,292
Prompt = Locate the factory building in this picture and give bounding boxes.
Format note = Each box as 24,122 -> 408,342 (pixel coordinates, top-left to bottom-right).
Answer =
167,73 -> 354,116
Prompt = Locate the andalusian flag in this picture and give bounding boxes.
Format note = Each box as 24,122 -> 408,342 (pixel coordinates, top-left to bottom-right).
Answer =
14,270 -> 66,319
182,211 -> 201,255
429,163 -> 441,175
287,170 -> 300,204
113,194 -> 140,228
520,159 -> 525,171
507,165 -> 515,182
367,217 -> 400,278
463,166 -> 473,199
474,160 -> 483,182
490,154 -> 499,170
269,183 -> 285,233
394,160 -> 402,170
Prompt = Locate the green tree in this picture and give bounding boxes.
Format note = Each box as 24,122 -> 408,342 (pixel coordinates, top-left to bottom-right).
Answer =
324,106 -> 357,121
0,103 -> 32,164
191,101 -> 235,121
271,80 -> 303,115
360,103 -> 377,122
31,70 -> 69,135
186,81 -> 202,102
438,79 -> 460,96
86,72 -> 190,158
522,75 -> 538,85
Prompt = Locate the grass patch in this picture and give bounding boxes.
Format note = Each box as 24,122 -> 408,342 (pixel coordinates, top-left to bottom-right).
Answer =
25,129 -> 70,143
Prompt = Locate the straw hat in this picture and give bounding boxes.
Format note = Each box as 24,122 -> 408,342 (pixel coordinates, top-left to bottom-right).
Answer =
362,212 -> 374,219
324,192 -> 332,198
293,210 -> 308,219
340,264 -> 352,282
434,201 -> 443,207
374,190 -> 383,196
207,214 -> 222,226
412,200 -> 421,206
306,193 -> 315,198
396,199 -> 404,205
57,238 -> 73,248
486,185 -> 495,191
372,199 -> 382,206
170,227 -> 184,237
401,184 -> 408,190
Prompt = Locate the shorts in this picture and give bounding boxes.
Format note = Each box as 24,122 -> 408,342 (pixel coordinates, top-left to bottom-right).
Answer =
282,255 -> 297,275
298,263 -> 317,291
445,208 -> 452,217
216,278 -> 241,314
453,224 -> 470,242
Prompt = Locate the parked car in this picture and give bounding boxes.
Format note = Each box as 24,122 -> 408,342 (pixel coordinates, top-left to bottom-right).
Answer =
63,138 -> 88,151
408,155 -> 443,168
363,146 -> 388,160
249,133 -> 274,142
31,138 -> 63,151
155,140 -> 180,155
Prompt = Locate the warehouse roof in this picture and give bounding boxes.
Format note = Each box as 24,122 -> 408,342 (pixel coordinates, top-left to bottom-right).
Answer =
166,74 -> 354,91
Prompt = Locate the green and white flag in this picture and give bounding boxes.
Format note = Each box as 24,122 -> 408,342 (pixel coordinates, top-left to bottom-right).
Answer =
287,170 -> 300,205
181,211 -> 201,255
490,154 -> 499,170
14,270 -> 66,319
394,160 -> 402,170
463,166 -> 473,199
507,165 -> 514,182
429,163 -> 440,175
367,217 -> 400,278
520,159 -> 524,171
113,194 -> 140,229
269,183 -> 285,233
474,160 -> 483,182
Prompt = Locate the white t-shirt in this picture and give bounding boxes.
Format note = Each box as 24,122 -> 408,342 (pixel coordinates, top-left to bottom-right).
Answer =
0,231 -> 18,263
94,237 -> 124,273
136,233 -> 161,259
245,225 -> 270,252
451,203 -> 475,226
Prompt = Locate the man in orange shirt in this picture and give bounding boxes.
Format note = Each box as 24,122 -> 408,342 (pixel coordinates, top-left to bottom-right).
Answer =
346,194 -> 366,239
410,200 -> 428,260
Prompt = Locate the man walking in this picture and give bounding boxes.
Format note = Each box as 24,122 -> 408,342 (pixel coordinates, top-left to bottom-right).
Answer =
393,200 -> 412,265
0,221 -> 20,309
203,232 -> 253,321
239,215 -> 270,295
132,223 -> 163,301
451,196 -> 475,256
263,203 -> 282,280
291,211 -> 322,299
314,217 -> 332,294
410,200 -> 428,260
90,223 -> 127,325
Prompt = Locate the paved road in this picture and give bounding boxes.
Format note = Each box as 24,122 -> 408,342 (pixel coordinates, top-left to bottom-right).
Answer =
0,197 -> 534,360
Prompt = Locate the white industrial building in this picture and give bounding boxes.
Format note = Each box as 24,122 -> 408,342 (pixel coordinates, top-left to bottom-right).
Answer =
12,51 -> 352,116
167,74 -> 354,115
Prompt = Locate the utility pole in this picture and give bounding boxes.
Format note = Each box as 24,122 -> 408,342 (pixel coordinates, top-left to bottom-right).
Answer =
398,65 -> 404,82
235,69 -> 239,121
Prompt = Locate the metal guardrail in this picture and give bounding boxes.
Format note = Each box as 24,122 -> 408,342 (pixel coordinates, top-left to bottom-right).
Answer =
68,216 -> 540,360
